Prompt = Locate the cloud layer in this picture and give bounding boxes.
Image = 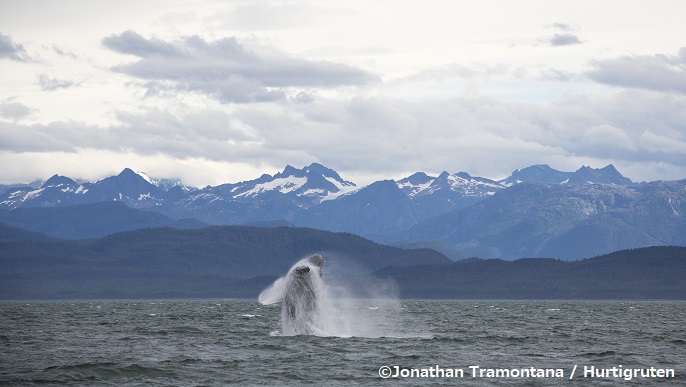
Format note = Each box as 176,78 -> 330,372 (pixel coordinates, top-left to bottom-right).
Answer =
2,3 -> 686,186
102,31 -> 378,103
3,85 -> 685,185
588,48 -> 686,94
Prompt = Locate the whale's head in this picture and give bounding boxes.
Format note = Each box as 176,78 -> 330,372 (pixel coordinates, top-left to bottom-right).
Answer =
293,255 -> 323,277
257,254 -> 325,308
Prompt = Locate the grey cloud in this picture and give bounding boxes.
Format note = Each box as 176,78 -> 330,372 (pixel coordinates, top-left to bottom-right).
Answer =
37,74 -> 78,91
520,90 -> 686,166
291,92 -> 315,104
0,106 -> 267,163
0,32 -> 29,61
587,48 -> 686,93
102,30 -> 184,58
52,45 -> 80,60
102,31 -> 377,103
0,120 -> 86,152
550,33 -> 583,46
0,101 -> 31,120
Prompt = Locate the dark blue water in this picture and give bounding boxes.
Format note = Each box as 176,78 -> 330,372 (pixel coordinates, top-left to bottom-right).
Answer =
1,300 -> 684,385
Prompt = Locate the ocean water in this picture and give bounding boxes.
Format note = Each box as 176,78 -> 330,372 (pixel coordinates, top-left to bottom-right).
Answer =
1,300 -> 684,386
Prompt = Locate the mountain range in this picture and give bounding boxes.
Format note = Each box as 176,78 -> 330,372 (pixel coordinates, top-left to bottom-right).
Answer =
1,163 -> 684,259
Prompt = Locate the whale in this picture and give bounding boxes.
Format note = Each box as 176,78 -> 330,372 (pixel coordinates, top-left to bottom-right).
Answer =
258,254 -> 325,335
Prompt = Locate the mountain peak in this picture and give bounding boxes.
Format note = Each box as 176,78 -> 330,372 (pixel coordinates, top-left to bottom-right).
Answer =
436,171 -> 450,180
42,174 -> 76,188
119,168 -> 136,176
305,162 -> 329,173
569,164 -> 632,185
398,172 -> 434,185
503,164 -> 632,186
114,168 -> 156,185
274,163 -> 355,188
281,165 -> 298,176
304,163 -> 346,180
501,164 -> 571,185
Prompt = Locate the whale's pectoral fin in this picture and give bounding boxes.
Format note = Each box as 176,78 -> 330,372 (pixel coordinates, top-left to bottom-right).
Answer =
295,266 -> 310,275
257,277 -> 286,305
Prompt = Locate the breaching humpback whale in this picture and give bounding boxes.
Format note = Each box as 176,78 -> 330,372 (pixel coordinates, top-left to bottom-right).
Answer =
258,254 -> 325,335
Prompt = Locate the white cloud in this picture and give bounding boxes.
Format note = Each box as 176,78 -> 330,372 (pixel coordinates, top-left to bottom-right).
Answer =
0,149 -> 273,187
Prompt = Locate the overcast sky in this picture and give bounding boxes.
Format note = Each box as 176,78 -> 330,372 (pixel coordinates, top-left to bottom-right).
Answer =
1,0 -> 686,186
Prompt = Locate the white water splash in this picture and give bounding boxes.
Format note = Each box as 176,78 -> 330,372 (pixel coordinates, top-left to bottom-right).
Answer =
258,254 -> 404,337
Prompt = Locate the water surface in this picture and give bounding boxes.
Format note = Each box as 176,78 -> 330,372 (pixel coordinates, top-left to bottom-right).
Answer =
1,300 -> 684,385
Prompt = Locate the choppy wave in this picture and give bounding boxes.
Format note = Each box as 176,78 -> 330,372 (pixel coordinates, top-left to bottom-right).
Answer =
1,300 -> 685,386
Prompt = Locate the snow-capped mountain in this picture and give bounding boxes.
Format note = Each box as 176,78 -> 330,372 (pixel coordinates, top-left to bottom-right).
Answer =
396,171 -> 506,220
0,168 -> 183,210
397,171 -> 503,198
135,171 -> 196,193
2,162 -> 685,260
157,163 -> 358,224
221,163 -> 356,205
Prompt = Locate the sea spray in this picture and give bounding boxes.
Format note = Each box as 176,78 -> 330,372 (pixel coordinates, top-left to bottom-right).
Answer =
258,254 -> 404,337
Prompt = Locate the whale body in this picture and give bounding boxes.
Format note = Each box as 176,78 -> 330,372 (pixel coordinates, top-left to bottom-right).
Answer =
258,254 -> 325,335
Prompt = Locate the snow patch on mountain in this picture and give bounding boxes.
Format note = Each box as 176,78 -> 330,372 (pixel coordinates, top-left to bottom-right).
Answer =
138,192 -> 153,201
320,185 -> 361,202
398,180 -> 434,198
236,176 -> 308,198
447,174 -> 502,196
135,171 -> 154,185
324,175 -> 355,190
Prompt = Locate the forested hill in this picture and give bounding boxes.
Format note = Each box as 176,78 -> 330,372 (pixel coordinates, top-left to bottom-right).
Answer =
374,246 -> 686,299
2,224 -> 684,300
0,225 -> 449,299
